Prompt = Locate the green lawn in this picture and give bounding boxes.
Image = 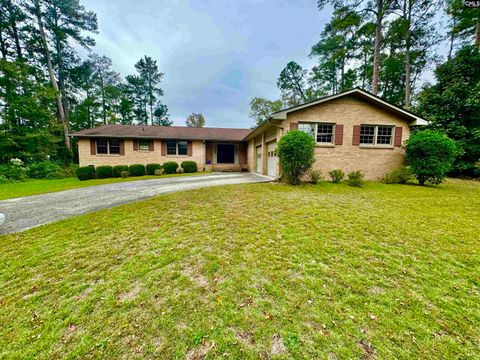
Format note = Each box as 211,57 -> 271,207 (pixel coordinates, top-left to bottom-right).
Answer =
0,172 -> 209,200
1,180 -> 479,359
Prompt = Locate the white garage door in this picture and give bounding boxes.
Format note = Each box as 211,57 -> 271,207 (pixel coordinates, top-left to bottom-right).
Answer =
256,146 -> 262,174
267,142 -> 277,177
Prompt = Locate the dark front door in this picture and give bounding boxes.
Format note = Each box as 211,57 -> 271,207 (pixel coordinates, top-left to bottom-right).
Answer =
217,144 -> 235,163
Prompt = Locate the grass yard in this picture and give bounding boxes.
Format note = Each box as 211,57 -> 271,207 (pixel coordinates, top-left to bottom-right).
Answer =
0,172 -> 210,200
0,180 -> 479,359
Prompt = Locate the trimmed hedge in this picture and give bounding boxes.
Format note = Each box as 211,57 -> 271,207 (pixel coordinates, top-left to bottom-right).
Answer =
163,161 -> 179,174
113,165 -> 128,178
128,164 -> 146,177
181,161 -> 197,173
96,165 -> 113,179
76,166 -> 95,181
146,163 -> 162,175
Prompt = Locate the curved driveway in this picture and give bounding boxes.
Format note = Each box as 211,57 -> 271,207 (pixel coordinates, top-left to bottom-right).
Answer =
0,173 -> 270,235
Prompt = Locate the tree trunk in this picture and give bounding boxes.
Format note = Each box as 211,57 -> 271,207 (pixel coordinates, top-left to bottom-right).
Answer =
404,1 -> 412,108
12,22 -> 22,60
34,0 -> 70,149
101,77 -> 106,124
0,30 -> 7,59
475,19 -> 480,48
371,0 -> 383,95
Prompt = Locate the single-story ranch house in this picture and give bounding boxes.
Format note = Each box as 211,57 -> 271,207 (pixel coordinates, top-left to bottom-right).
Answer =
70,88 -> 428,180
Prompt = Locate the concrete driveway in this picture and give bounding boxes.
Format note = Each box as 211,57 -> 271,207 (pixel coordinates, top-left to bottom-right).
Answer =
0,172 -> 271,235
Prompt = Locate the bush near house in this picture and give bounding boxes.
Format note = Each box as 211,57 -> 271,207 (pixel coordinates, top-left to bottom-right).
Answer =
181,161 -> 197,173
277,130 -> 315,185
76,166 -> 96,181
163,161 -> 179,174
96,166 -> 113,179
347,170 -> 365,187
128,164 -> 146,177
383,166 -> 414,184
307,169 -> 323,184
406,130 -> 457,185
120,171 -> 129,178
146,163 -> 162,175
329,169 -> 345,183
28,161 -> 64,179
112,165 -> 128,178
0,163 -> 29,182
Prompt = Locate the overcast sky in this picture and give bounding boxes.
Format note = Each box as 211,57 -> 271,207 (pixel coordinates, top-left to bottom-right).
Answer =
82,0 -> 330,128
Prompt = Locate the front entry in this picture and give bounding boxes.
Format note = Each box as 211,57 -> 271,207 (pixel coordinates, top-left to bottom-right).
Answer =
255,146 -> 262,174
267,142 -> 277,177
216,144 -> 235,163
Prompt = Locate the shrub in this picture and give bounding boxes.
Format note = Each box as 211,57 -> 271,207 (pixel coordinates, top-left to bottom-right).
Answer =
146,163 -> 162,175
277,130 -> 315,185
347,170 -> 365,187
405,130 -> 457,185
76,166 -> 95,181
383,166 -> 414,184
176,167 -> 184,174
329,169 -> 345,183
63,164 -> 79,178
163,161 -> 179,174
96,165 -> 113,179
307,169 -> 323,184
128,164 -> 146,177
154,169 -> 164,176
120,170 -> 129,178
181,161 -> 197,173
113,165 -> 128,178
0,175 -> 11,184
28,161 -> 64,179
0,164 -> 29,182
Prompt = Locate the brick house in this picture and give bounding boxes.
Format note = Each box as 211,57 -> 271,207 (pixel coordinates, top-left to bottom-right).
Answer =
70,88 -> 427,180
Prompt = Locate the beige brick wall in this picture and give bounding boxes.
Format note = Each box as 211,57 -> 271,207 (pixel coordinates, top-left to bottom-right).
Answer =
78,139 -> 206,170
247,95 -> 412,180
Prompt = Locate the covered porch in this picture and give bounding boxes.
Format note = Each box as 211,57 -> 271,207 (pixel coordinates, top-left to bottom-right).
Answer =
204,141 -> 248,172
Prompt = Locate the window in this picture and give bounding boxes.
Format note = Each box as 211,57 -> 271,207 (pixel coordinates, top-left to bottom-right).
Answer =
139,139 -> 150,151
360,125 -> 393,146
166,140 -> 188,156
96,139 -> 121,155
299,122 -> 335,144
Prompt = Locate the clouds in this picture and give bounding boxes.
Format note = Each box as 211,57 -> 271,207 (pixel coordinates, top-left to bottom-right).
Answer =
82,0 -> 328,128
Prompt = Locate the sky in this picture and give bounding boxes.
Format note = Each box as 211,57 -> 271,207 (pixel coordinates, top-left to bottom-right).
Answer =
82,0 -> 330,129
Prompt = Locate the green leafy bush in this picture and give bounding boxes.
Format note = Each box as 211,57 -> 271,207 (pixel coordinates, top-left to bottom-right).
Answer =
383,166 -> 414,184
181,161 -> 197,173
113,165 -> 128,178
128,164 -> 146,177
28,161 -> 64,179
96,165 -> 113,179
0,164 -> 29,182
277,130 -> 315,185
405,130 -> 457,185
146,163 -> 162,175
347,170 -> 365,187
76,166 -> 95,181
120,170 -> 129,178
328,169 -> 345,183
307,169 -> 323,184
163,161 -> 179,174
0,175 -> 11,184
63,164 -> 79,178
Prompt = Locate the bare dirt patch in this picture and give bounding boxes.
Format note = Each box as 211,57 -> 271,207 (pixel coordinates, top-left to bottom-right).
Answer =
185,342 -> 214,360
271,334 -> 287,356
358,339 -> 376,359
118,281 -> 142,302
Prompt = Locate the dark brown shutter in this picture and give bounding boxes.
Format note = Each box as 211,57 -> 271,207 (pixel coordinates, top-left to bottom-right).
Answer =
352,125 -> 361,145
394,127 -> 403,147
90,139 -> 96,155
290,122 -> 298,130
119,140 -> 125,155
161,140 -> 166,156
187,141 -> 192,156
335,124 -> 344,145
149,140 -> 154,151
133,140 -> 139,151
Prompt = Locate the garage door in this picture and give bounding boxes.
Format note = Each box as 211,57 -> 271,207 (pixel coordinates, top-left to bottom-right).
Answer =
267,142 -> 277,177
256,146 -> 262,174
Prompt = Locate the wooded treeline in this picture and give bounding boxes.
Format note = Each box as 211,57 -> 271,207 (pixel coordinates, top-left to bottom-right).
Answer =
0,0 -> 170,165
251,0 -> 480,176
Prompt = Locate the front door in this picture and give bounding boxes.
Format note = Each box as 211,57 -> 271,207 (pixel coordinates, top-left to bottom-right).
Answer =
255,146 -> 262,174
217,144 -> 235,163
267,142 -> 277,177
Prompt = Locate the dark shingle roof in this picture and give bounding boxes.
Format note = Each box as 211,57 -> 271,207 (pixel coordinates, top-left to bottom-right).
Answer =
70,124 -> 252,142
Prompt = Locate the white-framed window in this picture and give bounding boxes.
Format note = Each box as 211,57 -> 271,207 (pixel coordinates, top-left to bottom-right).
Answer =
139,139 -> 150,151
299,122 -> 335,144
360,125 -> 393,146
96,139 -> 120,154
166,140 -> 188,155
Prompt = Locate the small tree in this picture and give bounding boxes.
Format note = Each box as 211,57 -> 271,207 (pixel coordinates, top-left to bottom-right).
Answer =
185,113 -> 205,127
277,130 -> 315,185
405,130 -> 457,185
